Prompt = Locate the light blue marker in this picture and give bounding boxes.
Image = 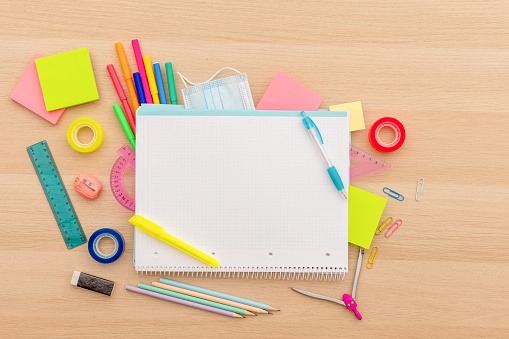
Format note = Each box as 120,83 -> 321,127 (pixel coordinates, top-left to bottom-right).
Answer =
300,111 -> 348,199
159,278 -> 276,311
153,62 -> 167,104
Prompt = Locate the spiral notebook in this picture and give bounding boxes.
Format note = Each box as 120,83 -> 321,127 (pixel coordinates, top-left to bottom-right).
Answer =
135,105 -> 350,279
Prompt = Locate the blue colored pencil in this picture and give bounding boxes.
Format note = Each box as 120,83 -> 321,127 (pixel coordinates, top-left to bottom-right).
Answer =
159,278 -> 279,311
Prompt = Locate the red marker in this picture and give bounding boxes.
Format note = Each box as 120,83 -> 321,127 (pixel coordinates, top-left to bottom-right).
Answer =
107,64 -> 136,136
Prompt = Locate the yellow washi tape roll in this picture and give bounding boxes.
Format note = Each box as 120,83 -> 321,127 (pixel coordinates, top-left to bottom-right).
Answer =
67,118 -> 104,153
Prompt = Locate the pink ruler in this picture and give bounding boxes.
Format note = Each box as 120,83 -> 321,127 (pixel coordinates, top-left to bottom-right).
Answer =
110,144 -> 135,211
350,144 -> 391,181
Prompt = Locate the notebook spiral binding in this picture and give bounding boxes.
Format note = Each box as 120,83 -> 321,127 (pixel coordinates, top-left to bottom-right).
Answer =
135,267 -> 346,281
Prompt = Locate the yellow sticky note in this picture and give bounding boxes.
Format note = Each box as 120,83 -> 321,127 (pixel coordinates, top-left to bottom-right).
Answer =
36,48 -> 99,111
330,101 -> 365,131
348,186 -> 387,248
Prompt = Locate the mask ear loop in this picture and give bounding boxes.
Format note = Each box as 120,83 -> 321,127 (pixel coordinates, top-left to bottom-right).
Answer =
177,67 -> 242,88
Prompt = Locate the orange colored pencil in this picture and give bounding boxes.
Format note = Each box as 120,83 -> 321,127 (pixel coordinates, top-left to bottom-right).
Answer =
152,281 -> 269,314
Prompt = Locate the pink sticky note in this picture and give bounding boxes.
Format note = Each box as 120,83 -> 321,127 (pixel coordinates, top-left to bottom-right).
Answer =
256,71 -> 323,110
10,54 -> 66,125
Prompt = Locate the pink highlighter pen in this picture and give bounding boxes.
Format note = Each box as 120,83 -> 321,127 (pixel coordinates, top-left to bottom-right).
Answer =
131,39 -> 153,104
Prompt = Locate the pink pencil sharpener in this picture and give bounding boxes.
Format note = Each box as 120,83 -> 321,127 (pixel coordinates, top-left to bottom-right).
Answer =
74,174 -> 102,199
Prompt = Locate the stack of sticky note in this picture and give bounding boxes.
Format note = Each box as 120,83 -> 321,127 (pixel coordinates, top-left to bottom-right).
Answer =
256,71 -> 323,111
10,47 -> 99,124
348,186 -> 387,248
256,71 -> 366,132
10,54 -> 66,124
256,71 -> 384,248
330,101 -> 365,132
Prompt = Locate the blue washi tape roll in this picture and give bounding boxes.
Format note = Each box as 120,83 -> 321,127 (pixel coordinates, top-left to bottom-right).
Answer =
88,228 -> 125,264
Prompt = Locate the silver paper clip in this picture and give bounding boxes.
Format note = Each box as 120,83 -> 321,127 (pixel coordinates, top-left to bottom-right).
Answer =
416,178 -> 424,201
383,187 -> 404,201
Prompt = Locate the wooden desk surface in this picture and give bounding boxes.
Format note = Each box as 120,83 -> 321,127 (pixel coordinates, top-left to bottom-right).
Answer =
1,1 -> 508,337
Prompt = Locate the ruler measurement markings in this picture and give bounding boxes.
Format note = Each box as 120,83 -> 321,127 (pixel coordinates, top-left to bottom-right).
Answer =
26,141 -> 87,249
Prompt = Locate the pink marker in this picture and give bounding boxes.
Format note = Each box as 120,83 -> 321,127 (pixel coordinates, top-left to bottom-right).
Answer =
343,294 -> 362,320
131,39 -> 153,104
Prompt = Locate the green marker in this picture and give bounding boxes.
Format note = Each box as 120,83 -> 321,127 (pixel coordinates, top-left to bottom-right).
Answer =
165,62 -> 178,105
113,103 -> 136,151
137,283 -> 254,316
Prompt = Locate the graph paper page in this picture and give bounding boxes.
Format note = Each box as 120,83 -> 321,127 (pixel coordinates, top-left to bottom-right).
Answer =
135,107 -> 349,273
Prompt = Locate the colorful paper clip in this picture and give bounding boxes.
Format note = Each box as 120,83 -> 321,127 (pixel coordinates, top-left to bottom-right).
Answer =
74,174 -> 102,199
416,178 -> 424,201
376,217 -> 393,235
366,246 -> 378,269
385,219 -> 402,238
383,187 -> 404,201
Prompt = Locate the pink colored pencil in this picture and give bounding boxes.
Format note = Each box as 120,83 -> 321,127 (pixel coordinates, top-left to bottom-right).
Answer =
131,39 -> 153,104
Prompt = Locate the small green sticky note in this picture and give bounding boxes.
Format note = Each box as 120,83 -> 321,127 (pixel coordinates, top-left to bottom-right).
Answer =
348,185 -> 387,248
36,48 -> 99,111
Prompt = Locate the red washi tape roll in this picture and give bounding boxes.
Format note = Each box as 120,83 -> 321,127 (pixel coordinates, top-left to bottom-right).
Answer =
369,117 -> 406,152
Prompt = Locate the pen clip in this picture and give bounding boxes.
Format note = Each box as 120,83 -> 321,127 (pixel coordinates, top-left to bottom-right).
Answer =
309,119 -> 324,144
300,112 -> 324,144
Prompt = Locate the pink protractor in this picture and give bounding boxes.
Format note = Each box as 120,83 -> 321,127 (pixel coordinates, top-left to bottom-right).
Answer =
110,144 -> 136,211
343,294 -> 362,320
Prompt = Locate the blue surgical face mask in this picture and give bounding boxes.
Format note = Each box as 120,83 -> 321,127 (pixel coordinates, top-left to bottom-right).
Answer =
178,67 -> 255,110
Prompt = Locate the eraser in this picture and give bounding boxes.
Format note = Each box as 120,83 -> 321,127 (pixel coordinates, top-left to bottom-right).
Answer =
70,271 -> 114,296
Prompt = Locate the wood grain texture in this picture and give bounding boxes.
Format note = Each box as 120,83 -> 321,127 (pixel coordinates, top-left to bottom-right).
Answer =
1,0 -> 508,337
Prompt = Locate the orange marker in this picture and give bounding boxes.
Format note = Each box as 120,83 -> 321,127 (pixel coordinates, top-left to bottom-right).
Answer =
115,42 -> 140,113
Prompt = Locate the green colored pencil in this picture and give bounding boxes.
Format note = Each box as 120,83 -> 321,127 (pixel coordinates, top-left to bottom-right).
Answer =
137,283 -> 255,316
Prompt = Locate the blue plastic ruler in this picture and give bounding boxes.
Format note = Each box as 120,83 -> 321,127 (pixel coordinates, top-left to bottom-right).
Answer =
27,140 -> 87,249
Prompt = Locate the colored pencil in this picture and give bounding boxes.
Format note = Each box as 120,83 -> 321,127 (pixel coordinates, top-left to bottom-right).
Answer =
126,285 -> 244,318
152,281 -> 268,314
138,283 -> 255,316
159,278 -> 279,311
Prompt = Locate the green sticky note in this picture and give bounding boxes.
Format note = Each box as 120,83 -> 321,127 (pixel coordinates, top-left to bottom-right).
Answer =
36,48 -> 99,111
348,185 -> 387,248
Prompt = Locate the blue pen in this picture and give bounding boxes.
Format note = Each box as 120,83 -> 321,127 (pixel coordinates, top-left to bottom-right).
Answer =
133,72 -> 147,104
153,62 -> 167,104
300,111 -> 348,199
